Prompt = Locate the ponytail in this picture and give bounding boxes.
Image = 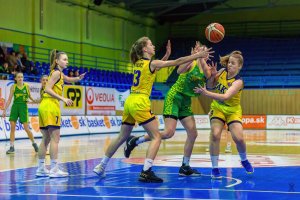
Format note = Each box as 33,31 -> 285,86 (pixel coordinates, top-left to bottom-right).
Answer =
129,37 -> 149,65
50,49 -> 66,70
219,50 -> 243,67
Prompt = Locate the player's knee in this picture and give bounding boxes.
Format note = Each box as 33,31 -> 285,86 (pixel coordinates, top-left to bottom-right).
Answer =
211,132 -> 221,141
152,131 -> 162,141
188,130 -> 198,140
163,128 -> 175,139
234,136 -> 244,144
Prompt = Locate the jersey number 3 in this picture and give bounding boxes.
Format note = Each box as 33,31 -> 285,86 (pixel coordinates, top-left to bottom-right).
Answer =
133,70 -> 141,86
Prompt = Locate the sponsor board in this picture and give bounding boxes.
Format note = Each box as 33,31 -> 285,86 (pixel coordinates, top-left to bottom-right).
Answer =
194,115 -> 210,129
0,116 -> 89,140
86,116 -> 122,133
115,89 -> 130,111
242,115 -> 266,129
86,87 -> 116,115
1,117 -> 40,139
267,115 -> 300,129
0,119 -> 6,140
61,85 -> 85,115
60,116 -> 89,135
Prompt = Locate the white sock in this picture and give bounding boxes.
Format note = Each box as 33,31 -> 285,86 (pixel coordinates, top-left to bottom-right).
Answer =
182,156 -> 190,166
143,158 -> 153,171
38,159 -> 45,168
239,152 -> 247,161
10,142 -> 14,147
136,136 -> 146,145
211,155 -> 219,168
51,159 -> 58,169
100,156 -> 110,168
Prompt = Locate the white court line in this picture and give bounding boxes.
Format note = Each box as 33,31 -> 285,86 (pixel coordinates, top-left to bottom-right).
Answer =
0,185 -> 300,195
19,172 -> 242,188
0,193 -> 200,199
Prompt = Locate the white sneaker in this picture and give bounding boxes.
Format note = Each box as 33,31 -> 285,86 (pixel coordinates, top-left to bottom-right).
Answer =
36,167 -> 50,177
93,163 -> 106,178
49,166 -> 69,178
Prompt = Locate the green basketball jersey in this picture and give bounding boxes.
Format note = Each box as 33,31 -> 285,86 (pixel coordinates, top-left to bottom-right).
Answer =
13,83 -> 29,104
171,60 -> 206,97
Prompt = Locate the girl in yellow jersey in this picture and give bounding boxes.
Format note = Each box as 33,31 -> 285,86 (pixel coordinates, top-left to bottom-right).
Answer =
36,50 -> 85,178
93,37 -> 213,183
194,51 -> 254,179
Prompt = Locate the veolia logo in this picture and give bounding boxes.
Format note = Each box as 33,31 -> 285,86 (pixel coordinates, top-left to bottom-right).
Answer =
86,88 -> 94,104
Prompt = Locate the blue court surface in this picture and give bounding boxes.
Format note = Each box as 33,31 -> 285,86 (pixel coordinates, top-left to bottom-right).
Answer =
1,157 -> 300,200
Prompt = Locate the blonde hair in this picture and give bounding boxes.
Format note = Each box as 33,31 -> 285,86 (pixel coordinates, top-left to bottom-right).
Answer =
130,37 -> 149,65
219,50 -> 243,68
50,49 -> 67,70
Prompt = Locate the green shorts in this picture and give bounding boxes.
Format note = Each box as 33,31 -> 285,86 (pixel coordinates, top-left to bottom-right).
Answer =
163,89 -> 193,120
9,103 -> 29,123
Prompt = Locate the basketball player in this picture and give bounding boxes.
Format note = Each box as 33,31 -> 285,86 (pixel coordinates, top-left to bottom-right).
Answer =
93,37 -> 213,183
2,72 -> 39,154
36,50 -> 86,178
124,42 -> 211,177
194,50 -> 254,179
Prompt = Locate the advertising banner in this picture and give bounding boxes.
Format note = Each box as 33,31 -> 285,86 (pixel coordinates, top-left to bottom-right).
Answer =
86,115 -> 122,133
194,115 -> 211,129
242,115 -> 267,129
86,87 -> 116,115
1,117 -> 40,139
61,85 -> 85,115
114,89 -> 130,111
267,115 -> 300,129
60,116 -> 89,135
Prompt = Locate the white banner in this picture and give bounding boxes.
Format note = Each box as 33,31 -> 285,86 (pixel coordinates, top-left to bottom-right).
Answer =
194,115 -> 211,129
60,116 -> 89,135
86,87 -> 116,115
61,85 -> 85,115
4,81 -> 14,115
267,115 -> 300,129
114,89 -> 130,111
0,118 -> 7,140
86,115 -> 122,133
1,117 -> 41,139
27,82 -> 42,116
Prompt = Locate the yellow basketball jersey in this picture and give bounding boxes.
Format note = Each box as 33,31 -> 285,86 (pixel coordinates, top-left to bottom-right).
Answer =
213,69 -> 243,107
130,58 -> 156,96
43,68 -> 64,98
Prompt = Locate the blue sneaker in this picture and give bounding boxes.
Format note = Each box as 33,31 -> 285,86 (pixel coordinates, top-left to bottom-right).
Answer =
211,168 -> 222,179
241,160 -> 254,174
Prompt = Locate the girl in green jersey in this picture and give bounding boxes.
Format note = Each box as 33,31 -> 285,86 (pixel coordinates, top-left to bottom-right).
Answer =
2,72 -> 39,154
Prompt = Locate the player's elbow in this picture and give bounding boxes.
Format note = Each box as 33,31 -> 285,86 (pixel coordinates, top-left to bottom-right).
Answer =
221,94 -> 231,101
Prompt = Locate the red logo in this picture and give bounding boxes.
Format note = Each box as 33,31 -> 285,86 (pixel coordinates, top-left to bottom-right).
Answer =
86,88 -> 94,104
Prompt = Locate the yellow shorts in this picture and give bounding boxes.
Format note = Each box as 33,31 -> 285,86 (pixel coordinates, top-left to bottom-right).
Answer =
122,94 -> 155,125
209,101 -> 242,125
38,98 -> 61,129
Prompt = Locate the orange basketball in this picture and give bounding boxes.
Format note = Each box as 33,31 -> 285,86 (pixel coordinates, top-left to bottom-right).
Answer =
205,23 -> 225,43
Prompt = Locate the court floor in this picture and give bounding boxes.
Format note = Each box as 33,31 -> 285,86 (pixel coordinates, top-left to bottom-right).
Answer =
1,129 -> 300,199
